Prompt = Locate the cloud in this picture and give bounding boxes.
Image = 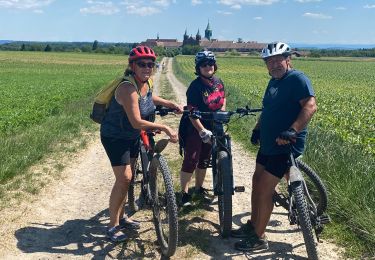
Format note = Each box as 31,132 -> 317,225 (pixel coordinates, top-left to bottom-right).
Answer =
191,0 -> 202,5
335,6 -> 346,10
364,4 -> 375,9
253,16 -> 262,20
126,5 -> 161,16
152,0 -> 172,7
218,0 -> 279,9
80,1 -> 120,15
0,0 -> 54,9
120,0 -> 174,16
217,10 -> 233,15
295,0 -> 321,3
230,4 -> 241,9
303,12 -> 332,19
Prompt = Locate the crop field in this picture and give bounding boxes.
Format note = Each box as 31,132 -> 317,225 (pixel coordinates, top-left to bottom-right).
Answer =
0,52 -> 125,135
0,51 -> 126,183
174,55 -> 375,255
174,55 -> 375,154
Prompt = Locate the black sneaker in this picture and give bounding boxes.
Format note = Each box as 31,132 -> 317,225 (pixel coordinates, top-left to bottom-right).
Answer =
193,186 -> 211,204
181,192 -> 192,207
231,220 -> 255,238
234,234 -> 269,252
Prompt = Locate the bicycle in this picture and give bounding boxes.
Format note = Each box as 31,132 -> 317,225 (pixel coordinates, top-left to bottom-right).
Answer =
127,106 -> 178,257
272,143 -> 330,260
184,106 -> 262,238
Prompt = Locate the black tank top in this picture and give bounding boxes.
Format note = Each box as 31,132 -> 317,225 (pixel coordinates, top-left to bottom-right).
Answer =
100,78 -> 155,139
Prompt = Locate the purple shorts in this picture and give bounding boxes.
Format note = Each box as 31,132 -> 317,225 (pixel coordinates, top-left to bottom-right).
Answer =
181,129 -> 212,173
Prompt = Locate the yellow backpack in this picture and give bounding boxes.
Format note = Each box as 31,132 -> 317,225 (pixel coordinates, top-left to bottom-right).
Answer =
90,75 -> 153,124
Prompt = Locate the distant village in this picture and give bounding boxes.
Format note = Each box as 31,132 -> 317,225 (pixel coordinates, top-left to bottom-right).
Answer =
140,21 -> 264,53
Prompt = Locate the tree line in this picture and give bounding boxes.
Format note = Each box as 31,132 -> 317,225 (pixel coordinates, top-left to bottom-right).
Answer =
1,40 -> 375,57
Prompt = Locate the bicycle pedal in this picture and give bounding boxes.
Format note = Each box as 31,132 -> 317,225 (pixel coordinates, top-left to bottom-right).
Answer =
234,186 -> 245,192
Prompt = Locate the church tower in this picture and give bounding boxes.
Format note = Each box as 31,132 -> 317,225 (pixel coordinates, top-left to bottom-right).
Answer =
196,29 -> 201,42
204,20 -> 212,40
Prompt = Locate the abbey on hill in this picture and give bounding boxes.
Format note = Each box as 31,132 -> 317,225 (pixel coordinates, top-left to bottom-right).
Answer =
140,21 -> 264,53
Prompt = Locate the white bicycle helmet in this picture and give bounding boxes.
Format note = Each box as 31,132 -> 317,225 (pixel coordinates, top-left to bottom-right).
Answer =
195,51 -> 216,66
261,42 -> 291,59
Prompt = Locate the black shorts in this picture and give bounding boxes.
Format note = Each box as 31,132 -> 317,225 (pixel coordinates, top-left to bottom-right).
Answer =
256,151 -> 290,179
101,135 -> 140,166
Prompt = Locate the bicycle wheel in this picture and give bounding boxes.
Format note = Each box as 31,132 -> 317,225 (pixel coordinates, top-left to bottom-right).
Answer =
292,182 -> 319,260
296,159 -> 328,216
217,150 -> 233,238
128,154 -> 145,212
149,154 -> 178,257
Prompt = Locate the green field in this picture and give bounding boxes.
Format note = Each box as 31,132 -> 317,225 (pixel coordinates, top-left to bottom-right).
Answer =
0,51 -> 126,183
174,55 -> 375,257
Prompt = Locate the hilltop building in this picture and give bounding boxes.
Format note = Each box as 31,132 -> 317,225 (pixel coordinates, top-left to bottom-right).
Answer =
140,21 -> 264,53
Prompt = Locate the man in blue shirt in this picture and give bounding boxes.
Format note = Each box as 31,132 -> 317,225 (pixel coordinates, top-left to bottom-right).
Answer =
233,42 -> 317,251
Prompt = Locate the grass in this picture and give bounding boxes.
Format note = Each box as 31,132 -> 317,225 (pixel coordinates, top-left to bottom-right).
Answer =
0,51 -> 126,206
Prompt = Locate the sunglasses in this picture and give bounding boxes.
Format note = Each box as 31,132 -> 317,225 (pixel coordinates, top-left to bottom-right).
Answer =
199,60 -> 215,67
136,61 -> 155,69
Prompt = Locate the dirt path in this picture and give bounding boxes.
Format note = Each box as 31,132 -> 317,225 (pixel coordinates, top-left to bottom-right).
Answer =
0,57 -> 342,260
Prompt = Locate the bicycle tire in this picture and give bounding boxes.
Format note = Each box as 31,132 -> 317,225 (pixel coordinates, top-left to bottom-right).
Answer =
128,153 -> 146,212
296,159 -> 328,216
292,182 -> 319,260
217,150 -> 233,238
149,154 -> 178,257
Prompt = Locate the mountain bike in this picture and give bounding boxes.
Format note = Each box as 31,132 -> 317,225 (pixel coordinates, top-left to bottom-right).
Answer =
184,106 -> 262,238
273,144 -> 330,260
127,106 -> 178,257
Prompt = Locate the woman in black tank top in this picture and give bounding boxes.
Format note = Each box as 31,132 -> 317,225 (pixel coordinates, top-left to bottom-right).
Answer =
100,46 -> 183,242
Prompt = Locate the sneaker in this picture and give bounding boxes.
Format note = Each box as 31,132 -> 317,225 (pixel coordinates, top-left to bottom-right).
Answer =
231,220 -> 255,238
193,186 -> 211,204
119,218 -> 141,230
234,234 -> 269,252
107,226 -> 128,242
181,192 -> 192,207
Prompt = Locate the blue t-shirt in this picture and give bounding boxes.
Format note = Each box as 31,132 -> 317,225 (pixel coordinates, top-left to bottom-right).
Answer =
260,69 -> 315,156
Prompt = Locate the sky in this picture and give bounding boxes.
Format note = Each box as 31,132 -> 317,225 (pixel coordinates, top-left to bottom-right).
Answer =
1,0 -> 375,45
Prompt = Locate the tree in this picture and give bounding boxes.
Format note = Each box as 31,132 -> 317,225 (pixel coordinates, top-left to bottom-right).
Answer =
92,40 -> 99,50
44,44 -> 52,52
20,44 -> 26,51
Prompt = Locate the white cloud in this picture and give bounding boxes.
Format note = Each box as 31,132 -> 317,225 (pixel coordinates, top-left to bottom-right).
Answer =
126,5 -> 161,16
335,6 -> 346,10
0,0 -> 54,9
80,1 -> 120,15
152,0 -> 172,7
217,10 -> 233,15
218,0 -> 279,9
253,16 -> 262,20
303,12 -> 332,19
191,0 -> 202,5
295,0 -> 321,3
230,4 -> 241,9
364,4 -> 375,9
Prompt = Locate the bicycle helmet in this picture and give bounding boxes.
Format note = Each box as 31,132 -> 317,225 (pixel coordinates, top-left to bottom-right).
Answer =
129,45 -> 156,63
195,50 -> 216,66
261,42 -> 291,60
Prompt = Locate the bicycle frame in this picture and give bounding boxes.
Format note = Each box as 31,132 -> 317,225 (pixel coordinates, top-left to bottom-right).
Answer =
209,114 -> 234,196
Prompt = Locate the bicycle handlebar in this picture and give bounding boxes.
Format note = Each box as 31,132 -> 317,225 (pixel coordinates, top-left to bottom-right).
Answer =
155,105 -> 178,116
183,106 -> 262,123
